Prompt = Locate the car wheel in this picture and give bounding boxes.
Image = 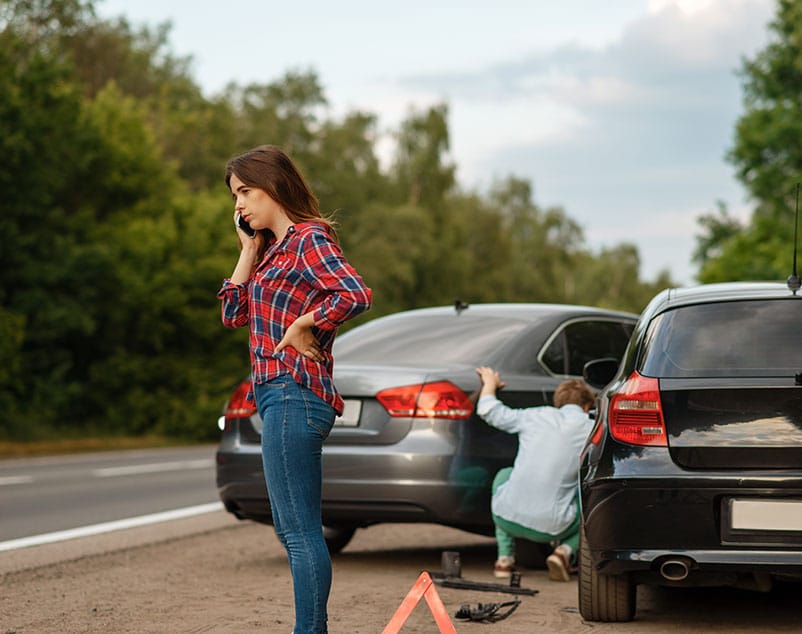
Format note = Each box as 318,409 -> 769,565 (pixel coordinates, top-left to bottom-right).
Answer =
578,522 -> 635,622
514,538 -> 549,569
323,525 -> 356,554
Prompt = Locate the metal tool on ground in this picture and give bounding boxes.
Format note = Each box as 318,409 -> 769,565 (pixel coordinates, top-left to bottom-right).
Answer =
431,574 -> 538,596
429,549 -> 539,596
441,550 -> 461,577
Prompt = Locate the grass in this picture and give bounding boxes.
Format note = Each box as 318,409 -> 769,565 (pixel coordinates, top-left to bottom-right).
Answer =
0,435 -> 200,459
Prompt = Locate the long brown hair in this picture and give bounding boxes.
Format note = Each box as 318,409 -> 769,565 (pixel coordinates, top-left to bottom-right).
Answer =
225,145 -> 339,244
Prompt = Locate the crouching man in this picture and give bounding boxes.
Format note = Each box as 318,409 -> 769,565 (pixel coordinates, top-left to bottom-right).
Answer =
475,366 -> 595,582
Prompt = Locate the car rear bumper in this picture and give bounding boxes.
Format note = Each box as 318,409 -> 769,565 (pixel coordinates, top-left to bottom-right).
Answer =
216,428 -> 502,534
582,477 -> 802,576
593,547 -> 802,576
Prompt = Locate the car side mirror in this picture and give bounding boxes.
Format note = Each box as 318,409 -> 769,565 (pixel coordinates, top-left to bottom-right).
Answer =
583,357 -> 620,390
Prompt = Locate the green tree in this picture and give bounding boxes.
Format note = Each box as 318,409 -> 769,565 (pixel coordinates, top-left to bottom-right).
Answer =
0,19 -> 99,436
433,191 -> 515,305
307,111 -> 387,231
693,201 -> 744,268
698,0 -> 802,282
0,0 -> 672,444
391,103 -> 456,209
0,6 -> 230,439
0,0 -> 95,44
574,245 -> 673,313
63,16 -> 233,190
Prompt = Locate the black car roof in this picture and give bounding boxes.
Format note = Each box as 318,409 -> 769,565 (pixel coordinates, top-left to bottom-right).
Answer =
642,281 -> 801,319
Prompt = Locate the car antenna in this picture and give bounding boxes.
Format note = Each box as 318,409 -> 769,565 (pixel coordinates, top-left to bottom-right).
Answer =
788,182 -> 801,294
454,299 -> 469,315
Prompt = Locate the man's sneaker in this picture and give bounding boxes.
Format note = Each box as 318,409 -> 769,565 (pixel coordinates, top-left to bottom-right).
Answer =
493,556 -> 516,579
546,545 -> 572,582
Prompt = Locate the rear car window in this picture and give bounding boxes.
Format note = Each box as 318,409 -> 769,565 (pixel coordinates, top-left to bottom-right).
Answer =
540,320 -> 635,376
639,299 -> 802,378
333,314 -> 531,366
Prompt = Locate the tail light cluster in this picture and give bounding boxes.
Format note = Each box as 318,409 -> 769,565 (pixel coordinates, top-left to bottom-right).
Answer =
223,379 -> 473,424
376,381 -> 473,419
225,380 -> 257,418
608,371 -> 667,446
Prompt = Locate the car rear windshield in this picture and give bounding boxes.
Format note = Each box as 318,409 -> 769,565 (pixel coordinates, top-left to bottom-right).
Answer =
639,299 -> 802,378
333,313 -> 531,366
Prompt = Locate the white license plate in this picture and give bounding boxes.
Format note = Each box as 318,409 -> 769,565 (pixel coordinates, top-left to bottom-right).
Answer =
730,499 -> 802,531
334,400 -> 361,427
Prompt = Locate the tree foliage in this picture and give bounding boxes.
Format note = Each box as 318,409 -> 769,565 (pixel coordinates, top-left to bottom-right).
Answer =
0,0 -> 671,441
697,0 -> 802,283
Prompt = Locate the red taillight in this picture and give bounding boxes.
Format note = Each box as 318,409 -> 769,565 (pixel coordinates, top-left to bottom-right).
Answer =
588,421 -> 603,445
225,380 -> 257,418
608,371 -> 667,446
376,381 -> 473,419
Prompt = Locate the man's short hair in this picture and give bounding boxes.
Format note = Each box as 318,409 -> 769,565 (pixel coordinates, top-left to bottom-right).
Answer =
553,379 -> 595,409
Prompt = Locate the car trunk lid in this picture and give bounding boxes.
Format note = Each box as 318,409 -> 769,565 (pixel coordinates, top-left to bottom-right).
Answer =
661,377 -> 802,469
327,363 -> 483,445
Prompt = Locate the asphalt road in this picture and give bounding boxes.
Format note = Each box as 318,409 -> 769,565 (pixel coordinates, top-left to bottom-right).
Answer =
0,445 -> 220,543
2,447 -> 802,631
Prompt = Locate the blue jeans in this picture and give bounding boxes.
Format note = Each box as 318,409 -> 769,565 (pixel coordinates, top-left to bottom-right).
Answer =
255,375 -> 336,634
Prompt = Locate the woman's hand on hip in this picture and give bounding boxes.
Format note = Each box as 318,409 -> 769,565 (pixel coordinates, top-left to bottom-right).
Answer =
275,313 -> 322,362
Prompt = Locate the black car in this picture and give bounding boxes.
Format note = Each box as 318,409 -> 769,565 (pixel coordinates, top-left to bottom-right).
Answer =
579,281 -> 802,622
216,302 -> 637,556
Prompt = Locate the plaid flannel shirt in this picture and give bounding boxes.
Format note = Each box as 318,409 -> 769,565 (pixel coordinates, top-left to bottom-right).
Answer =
217,222 -> 372,415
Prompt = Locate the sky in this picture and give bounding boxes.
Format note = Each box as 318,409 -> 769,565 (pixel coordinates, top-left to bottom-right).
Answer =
97,0 -> 777,285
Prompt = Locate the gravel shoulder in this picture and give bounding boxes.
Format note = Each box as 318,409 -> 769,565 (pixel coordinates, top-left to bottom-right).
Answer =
1,513 -> 800,633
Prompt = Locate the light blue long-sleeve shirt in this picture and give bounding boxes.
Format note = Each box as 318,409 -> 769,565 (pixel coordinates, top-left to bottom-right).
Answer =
476,395 -> 592,535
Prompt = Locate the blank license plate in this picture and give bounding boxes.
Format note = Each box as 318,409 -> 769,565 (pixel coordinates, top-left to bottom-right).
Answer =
730,499 -> 802,531
334,400 -> 361,427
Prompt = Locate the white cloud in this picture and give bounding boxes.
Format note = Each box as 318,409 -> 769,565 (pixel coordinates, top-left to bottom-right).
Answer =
395,0 -> 774,283
622,0 -> 772,72
648,0 -> 717,16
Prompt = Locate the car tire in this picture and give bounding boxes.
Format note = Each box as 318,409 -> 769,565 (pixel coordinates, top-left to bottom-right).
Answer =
578,522 -> 636,622
323,525 -> 356,554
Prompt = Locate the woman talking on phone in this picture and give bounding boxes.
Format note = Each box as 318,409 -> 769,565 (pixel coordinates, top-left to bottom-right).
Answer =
217,145 -> 372,633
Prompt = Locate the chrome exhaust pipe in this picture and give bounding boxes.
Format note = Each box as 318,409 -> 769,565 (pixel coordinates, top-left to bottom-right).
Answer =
659,558 -> 691,581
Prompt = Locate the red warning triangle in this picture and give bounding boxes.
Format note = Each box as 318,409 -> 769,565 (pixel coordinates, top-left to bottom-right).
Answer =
382,571 -> 457,633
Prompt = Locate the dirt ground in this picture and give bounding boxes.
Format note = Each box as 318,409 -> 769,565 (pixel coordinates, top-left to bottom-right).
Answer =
2,512 -> 801,633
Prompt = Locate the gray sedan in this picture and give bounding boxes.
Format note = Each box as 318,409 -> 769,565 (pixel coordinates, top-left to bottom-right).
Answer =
216,302 -> 637,558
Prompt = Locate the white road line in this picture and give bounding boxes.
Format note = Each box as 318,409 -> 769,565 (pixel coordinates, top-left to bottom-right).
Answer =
0,475 -> 34,486
0,502 -> 224,552
92,458 -> 214,477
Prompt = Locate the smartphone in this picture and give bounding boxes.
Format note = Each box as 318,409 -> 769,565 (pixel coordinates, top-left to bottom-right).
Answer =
236,213 -> 256,238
